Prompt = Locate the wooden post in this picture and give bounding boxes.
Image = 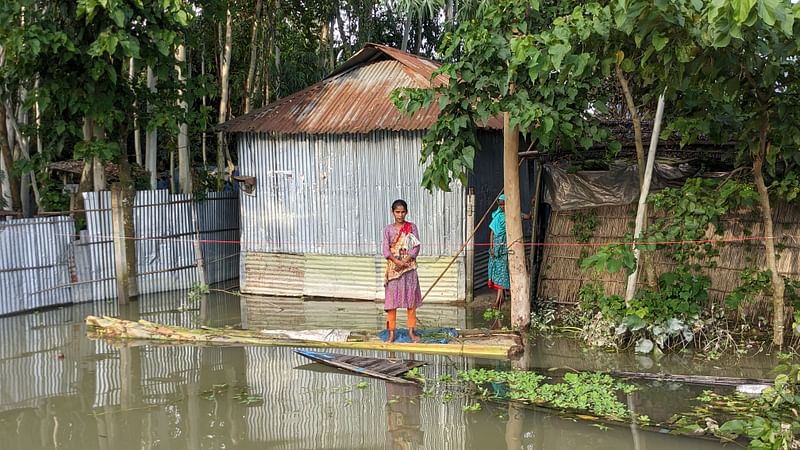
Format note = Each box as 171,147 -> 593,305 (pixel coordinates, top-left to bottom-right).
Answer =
191,196 -> 207,287
118,301 -> 141,411
503,112 -> 531,329
465,188 -> 476,303
111,183 -> 138,304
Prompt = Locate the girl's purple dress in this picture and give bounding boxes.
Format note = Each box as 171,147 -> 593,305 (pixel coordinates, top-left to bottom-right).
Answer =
382,223 -> 422,311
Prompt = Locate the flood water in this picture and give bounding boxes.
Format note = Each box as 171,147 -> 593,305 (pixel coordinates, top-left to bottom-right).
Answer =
0,288 -> 765,449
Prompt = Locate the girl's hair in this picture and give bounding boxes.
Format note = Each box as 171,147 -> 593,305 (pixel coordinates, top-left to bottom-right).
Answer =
391,199 -> 408,211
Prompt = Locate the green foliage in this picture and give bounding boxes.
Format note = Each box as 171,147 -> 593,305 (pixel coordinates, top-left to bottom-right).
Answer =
578,282 -> 626,322
187,283 -> 209,302
0,0 -> 197,191
36,176 -> 69,213
458,368 -> 635,420
462,402 -> 481,412
577,177 -> 775,352
529,297 -> 556,333
393,0 -> 618,191
571,210 -> 599,244
233,389 -> 264,406
674,354 -> 800,449
726,268 -> 772,309
73,139 -> 120,162
580,242 -> 636,276
579,280 -> 704,353
404,367 -> 423,380
482,307 -> 503,322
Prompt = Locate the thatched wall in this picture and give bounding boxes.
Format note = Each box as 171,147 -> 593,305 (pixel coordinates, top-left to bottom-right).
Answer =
538,202 -> 800,311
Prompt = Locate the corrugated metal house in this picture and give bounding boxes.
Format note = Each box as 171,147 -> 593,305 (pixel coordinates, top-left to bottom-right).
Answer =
222,43 -> 529,303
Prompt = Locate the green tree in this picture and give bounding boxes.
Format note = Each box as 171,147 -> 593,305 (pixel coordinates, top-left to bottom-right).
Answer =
0,0 -> 192,201
394,0 -> 618,328
659,0 -> 800,346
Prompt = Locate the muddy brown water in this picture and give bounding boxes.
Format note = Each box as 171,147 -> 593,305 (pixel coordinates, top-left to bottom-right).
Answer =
0,289 -> 766,449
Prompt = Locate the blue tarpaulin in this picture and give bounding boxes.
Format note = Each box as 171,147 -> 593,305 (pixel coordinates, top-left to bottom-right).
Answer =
376,327 -> 458,344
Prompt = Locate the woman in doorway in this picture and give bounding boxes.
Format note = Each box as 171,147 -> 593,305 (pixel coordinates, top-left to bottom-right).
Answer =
382,199 -> 422,343
488,194 -> 530,309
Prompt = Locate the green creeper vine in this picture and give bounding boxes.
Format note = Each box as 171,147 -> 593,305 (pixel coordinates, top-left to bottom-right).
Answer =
578,177 -> 762,352
572,209 -> 599,264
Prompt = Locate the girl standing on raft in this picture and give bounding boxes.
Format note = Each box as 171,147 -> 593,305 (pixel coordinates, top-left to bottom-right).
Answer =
382,199 -> 422,343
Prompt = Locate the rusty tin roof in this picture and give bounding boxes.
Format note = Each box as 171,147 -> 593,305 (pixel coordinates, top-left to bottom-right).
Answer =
221,43 -> 500,135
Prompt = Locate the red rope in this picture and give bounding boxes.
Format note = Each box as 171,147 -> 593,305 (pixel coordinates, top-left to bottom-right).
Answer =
51,233 -> 778,247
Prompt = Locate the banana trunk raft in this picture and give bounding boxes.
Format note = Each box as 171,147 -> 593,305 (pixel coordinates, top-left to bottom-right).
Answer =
85,316 -> 525,360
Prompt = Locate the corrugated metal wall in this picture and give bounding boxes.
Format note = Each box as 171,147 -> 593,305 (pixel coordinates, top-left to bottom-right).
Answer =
197,192 -> 241,284
74,190 -> 240,303
238,131 -> 464,256
237,131 -> 467,300
0,216 -> 75,315
241,253 -> 464,302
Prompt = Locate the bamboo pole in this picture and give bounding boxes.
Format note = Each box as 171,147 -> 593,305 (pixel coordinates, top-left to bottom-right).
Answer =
625,93 -> 665,303
85,316 -> 519,359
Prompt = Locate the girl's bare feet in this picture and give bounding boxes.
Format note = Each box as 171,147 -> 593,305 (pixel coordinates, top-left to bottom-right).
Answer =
388,330 -> 395,343
408,329 -> 420,343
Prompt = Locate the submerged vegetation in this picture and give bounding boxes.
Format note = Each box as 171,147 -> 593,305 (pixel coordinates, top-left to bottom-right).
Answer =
408,367 -> 641,424
458,369 -> 639,421
672,354 -> 800,449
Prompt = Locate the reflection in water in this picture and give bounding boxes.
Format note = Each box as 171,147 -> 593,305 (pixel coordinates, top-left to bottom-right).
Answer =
385,383 -> 424,450
0,289 -> 741,449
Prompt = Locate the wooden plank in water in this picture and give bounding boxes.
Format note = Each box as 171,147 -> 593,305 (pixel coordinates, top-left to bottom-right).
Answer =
294,350 -> 421,384
330,354 -> 425,377
610,370 -> 772,387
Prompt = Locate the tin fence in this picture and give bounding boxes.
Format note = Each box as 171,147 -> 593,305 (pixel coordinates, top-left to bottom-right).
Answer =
0,216 -> 74,315
0,190 -> 240,315
74,190 -> 240,302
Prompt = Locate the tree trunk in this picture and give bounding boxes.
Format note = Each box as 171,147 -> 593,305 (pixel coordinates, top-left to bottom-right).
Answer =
244,0 -> 263,114
130,58 -> 142,166
217,6 -> 233,190
335,1 -> 350,59
169,149 -> 176,193
176,43 -> 192,194
503,112 -> 530,330
274,43 -> 281,99
327,17 -> 335,70
112,139 -> 138,303
445,0 -> 453,25
413,15 -> 422,54
201,45 -> 208,168
0,104 -> 20,211
19,158 -> 31,217
753,118 -> 785,347
75,117 -> 95,224
32,80 -> 44,209
615,63 -> 645,188
92,126 -> 107,191
401,14 -> 411,52
9,102 -> 39,215
625,94 -> 665,304
616,61 -> 656,289
145,67 -> 158,189
319,19 -> 332,74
